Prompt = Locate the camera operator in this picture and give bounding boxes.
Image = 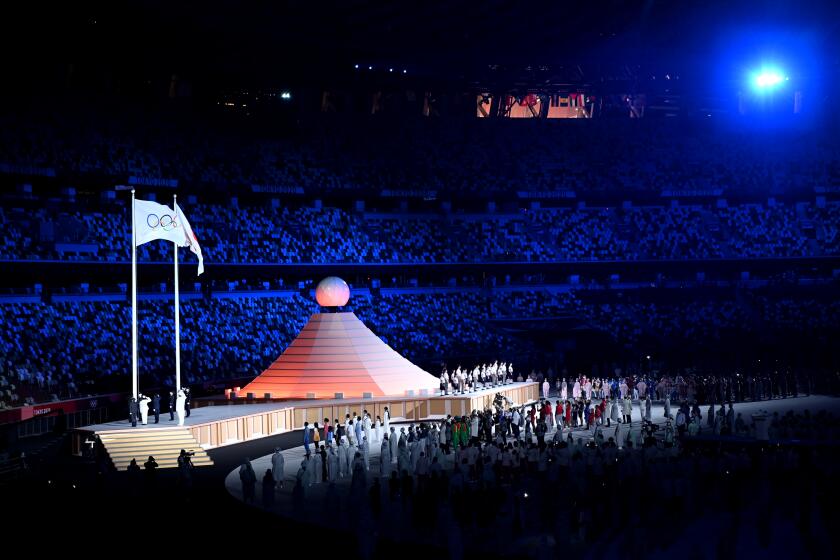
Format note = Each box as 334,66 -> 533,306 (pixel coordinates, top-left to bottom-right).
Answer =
177,448 -> 195,492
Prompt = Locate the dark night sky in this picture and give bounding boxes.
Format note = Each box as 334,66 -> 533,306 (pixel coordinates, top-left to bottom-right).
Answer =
3,1 -> 837,89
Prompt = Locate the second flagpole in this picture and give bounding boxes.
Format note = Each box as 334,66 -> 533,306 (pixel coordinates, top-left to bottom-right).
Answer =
174,194 -> 181,394
131,189 -> 138,400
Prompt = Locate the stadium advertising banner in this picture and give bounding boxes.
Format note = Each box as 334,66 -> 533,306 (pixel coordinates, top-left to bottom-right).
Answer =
0,393 -> 125,425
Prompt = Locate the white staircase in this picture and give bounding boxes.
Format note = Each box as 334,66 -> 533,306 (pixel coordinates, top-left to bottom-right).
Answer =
96,428 -> 213,470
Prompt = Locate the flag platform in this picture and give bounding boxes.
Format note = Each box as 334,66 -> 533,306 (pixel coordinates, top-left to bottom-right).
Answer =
74,382 -> 539,469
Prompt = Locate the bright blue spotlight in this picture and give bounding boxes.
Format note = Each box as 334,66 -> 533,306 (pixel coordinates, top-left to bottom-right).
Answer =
753,69 -> 787,89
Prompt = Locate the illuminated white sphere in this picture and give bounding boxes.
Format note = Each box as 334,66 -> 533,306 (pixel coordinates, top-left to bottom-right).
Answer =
315,276 -> 350,307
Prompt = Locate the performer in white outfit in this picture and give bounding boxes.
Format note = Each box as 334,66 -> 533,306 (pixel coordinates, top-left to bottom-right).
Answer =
389,427 -> 398,464
375,416 -> 383,442
637,379 -> 647,399
271,447 -> 285,488
327,445 -> 339,482
175,389 -> 186,426
343,437 -> 354,476
344,415 -> 352,444
312,448 -> 322,483
337,438 -> 348,478
361,436 -> 370,471
138,394 -> 150,425
363,413 -> 372,445
380,437 -> 391,478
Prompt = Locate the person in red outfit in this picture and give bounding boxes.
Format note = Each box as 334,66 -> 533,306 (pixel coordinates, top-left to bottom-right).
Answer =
555,400 -> 564,430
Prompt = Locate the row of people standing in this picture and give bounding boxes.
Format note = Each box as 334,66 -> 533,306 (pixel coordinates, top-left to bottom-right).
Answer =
241,395 -> 759,508
239,399 -> 676,505
547,376 -> 654,402
302,407 -> 392,453
128,387 -> 191,427
440,361 -> 513,395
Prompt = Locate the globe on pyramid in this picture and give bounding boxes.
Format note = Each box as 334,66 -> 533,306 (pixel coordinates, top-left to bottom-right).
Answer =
315,276 -> 350,307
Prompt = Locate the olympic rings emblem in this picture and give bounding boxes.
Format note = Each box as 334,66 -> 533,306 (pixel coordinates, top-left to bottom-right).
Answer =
146,213 -> 178,231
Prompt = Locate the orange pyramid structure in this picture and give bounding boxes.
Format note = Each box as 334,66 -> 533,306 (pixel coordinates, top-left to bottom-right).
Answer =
241,312 -> 439,399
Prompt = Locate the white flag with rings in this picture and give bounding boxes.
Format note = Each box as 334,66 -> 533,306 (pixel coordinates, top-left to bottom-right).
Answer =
134,199 -> 184,246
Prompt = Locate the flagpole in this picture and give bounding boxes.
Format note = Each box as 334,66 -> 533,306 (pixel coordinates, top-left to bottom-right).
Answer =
174,194 -> 181,394
131,189 -> 138,400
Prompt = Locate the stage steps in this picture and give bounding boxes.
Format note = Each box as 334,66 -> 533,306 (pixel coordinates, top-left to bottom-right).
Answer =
96,428 -> 213,471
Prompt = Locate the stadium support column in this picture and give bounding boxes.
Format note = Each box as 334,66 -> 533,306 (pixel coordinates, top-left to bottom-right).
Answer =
539,94 -> 550,119
174,194 -> 181,393
131,189 -> 138,400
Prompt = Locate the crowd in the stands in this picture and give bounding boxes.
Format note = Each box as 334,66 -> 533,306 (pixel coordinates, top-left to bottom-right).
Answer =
1,105 -> 838,409
1,104 -> 838,198
2,199 -> 839,263
1,288 -> 838,408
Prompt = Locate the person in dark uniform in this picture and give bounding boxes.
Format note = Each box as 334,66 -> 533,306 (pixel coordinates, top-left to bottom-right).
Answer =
144,455 -> 158,489
94,435 -> 107,472
184,388 -> 191,417
127,458 -> 141,496
178,449 -> 195,495
129,397 -> 138,427
319,444 -> 328,482
168,391 -> 175,421
152,394 -> 161,424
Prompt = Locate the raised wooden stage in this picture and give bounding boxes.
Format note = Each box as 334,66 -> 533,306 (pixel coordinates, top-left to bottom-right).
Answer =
75,382 -> 539,468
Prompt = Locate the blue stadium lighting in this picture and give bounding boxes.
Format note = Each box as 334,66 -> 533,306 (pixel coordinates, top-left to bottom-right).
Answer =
280,91 -> 291,100
752,68 -> 788,90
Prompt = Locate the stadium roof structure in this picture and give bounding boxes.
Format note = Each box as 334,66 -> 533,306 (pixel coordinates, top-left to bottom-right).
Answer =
241,312 -> 439,399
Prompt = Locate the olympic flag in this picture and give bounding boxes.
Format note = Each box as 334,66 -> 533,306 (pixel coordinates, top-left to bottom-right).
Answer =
174,202 -> 204,276
134,199 -> 185,246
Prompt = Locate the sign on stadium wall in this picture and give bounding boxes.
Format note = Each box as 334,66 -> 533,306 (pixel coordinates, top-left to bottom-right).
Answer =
0,393 -> 125,425
250,184 -> 305,194
516,190 -> 576,199
128,175 -> 179,188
